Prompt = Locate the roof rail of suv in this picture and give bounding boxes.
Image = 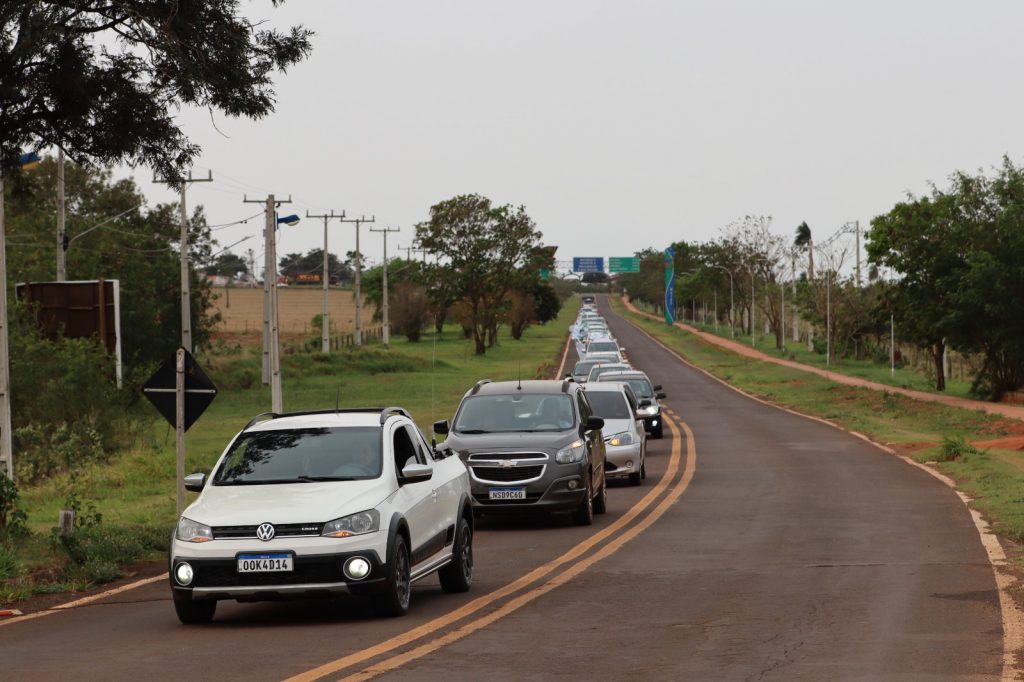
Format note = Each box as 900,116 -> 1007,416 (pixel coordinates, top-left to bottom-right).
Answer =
243,407 -> 411,430
561,378 -> 574,393
470,379 -> 492,395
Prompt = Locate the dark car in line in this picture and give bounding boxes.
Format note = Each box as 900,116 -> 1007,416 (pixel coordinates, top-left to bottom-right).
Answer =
434,379 -> 607,526
596,370 -> 666,438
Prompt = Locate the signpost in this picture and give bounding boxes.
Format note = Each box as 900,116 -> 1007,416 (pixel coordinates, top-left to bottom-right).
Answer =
608,257 -> 640,273
143,348 -> 217,515
572,257 -> 605,273
664,247 -> 675,325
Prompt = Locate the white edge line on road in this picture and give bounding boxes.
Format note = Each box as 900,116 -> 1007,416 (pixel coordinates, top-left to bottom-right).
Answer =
0,573 -> 168,629
615,301 -> 1024,680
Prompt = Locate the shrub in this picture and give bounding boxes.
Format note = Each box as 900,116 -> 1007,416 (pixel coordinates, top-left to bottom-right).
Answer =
938,434 -> 982,462
55,524 -> 170,585
0,472 -> 28,537
391,283 -> 430,342
14,423 -> 105,484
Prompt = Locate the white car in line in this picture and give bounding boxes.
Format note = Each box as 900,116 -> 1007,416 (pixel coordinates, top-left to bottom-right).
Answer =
169,407 -> 474,623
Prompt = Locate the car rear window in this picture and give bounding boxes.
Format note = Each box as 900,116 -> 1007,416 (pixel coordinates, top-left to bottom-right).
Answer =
587,341 -> 618,353
454,394 -> 576,433
586,391 -> 631,419
600,376 -> 653,398
214,427 -> 383,484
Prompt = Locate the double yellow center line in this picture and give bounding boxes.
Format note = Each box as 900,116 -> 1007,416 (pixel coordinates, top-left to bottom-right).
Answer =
288,413 -> 697,682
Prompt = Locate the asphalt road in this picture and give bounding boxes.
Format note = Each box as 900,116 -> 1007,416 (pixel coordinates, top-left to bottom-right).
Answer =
0,294 -> 1003,680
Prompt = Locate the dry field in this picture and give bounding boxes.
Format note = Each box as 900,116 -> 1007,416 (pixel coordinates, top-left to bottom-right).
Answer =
209,286 -> 377,335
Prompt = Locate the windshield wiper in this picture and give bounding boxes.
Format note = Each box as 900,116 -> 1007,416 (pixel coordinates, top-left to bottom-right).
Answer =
295,475 -> 359,482
456,429 -> 491,434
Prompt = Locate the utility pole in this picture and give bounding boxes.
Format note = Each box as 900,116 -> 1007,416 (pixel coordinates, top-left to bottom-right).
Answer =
56,149 -> 66,281
305,210 -> 346,353
340,215 -> 374,346
154,171 -> 212,352
370,225 -> 399,348
244,194 -> 291,401
0,176 -> 10,479
855,220 -> 861,287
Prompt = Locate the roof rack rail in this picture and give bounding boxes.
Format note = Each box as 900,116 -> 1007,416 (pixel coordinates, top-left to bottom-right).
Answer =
243,407 -> 411,430
470,379 -> 492,395
379,406 -> 411,425
561,378 -> 574,393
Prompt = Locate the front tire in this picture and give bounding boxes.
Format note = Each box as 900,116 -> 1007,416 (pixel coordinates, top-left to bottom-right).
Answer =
173,591 -> 216,624
378,534 -> 412,617
593,474 -> 607,514
439,516 -> 473,593
573,478 -> 595,526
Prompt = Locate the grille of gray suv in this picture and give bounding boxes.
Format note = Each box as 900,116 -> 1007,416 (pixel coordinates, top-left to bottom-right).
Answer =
471,464 -> 545,482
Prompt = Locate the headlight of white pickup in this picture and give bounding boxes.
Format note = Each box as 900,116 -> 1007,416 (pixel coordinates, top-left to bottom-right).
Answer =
608,432 -> 634,447
176,517 -> 213,543
637,405 -> 658,416
556,439 -> 587,464
322,509 -> 380,538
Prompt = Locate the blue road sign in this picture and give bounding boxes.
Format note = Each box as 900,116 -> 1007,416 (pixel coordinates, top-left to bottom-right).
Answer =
572,257 -> 605,273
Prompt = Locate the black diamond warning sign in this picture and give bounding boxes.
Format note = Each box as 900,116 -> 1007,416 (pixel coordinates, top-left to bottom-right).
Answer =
142,348 -> 217,432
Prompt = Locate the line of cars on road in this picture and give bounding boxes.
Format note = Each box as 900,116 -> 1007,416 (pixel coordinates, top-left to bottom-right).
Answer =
167,299 -> 667,623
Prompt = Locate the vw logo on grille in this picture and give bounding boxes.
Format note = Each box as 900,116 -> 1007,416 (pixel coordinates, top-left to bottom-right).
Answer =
256,523 -> 275,541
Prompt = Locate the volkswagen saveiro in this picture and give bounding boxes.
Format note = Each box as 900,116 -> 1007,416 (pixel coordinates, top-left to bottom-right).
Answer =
169,407 -> 474,623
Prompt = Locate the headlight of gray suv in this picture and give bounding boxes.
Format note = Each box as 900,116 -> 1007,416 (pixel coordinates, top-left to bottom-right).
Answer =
607,432 -> 634,446
556,439 -> 587,464
322,509 -> 380,538
176,517 -> 213,543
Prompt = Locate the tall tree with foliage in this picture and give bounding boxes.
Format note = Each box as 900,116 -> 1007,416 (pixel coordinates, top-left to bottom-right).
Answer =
0,1 -> 312,176
415,195 -> 546,355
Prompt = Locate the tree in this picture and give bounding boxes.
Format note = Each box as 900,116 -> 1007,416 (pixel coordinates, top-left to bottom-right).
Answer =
206,252 -> 248,279
794,221 -> 814,279
415,195 -> 546,355
1,2 -> 312,177
279,249 -> 348,282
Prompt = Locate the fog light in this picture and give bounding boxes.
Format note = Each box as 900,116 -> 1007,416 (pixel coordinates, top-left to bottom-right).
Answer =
567,479 -> 579,490
344,556 -> 371,580
652,420 -> 659,426
175,562 -> 193,586
625,460 -> 634,470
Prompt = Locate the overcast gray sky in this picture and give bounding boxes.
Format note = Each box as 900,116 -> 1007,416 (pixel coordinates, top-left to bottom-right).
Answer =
126,0 -> 1024,270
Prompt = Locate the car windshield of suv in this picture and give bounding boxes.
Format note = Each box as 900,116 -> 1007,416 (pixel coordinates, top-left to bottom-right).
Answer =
588,364 -> 630,381
214,427 -> 383,485
454,394 -> 576,433
586,391 -> 631,419
602,376 -> 654,399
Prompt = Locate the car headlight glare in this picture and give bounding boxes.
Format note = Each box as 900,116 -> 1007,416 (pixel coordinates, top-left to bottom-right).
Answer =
322,509 -> 380,538
176,517 -> 213,543
556,439 -> 587,464
608,432 -> 634,447
637,405 -> 658,416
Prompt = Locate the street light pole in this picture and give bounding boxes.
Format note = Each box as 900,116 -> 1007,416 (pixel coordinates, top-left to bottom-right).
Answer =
56,149 -> 66,281
749,266 -> 756,348
0,176 -> 11,480
712,265 -> 734,338
370,226 -> 400,348
305,210 -> 346,353
826,269 -> 832,367
340,215 -> 375,346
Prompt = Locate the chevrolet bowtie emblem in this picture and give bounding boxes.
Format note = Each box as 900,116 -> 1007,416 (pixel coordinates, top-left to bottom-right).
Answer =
499,460 -> 516,468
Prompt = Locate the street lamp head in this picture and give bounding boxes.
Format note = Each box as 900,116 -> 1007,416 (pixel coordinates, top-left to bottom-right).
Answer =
277,214 -> 300,226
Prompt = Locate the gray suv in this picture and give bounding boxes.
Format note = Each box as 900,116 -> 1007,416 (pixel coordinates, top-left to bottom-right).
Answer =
434,379 -> 607,526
